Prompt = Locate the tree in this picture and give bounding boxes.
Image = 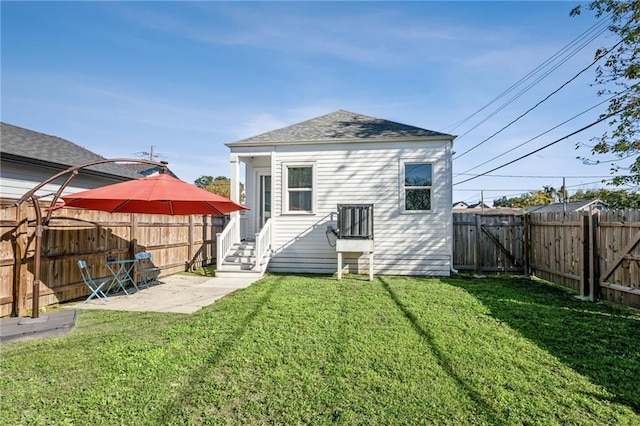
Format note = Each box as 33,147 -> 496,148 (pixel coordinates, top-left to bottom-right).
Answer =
493,186 -> 640,209
492,189 -> 557,208
571,188 -> 640,208
194,175 -> 245,203
571,0 -> 640,186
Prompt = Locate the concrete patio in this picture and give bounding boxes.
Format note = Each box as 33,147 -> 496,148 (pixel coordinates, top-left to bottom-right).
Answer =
1,273 -> 260,343
72,273 -> 259,314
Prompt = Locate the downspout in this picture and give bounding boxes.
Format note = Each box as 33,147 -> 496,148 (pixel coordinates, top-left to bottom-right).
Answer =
450,219 -> 458,274
447,137 -> 458,274
450,251 -> 459,274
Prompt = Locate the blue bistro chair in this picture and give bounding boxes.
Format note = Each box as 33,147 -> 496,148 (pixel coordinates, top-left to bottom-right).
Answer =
77,260 -> 109,304
134,252 -> 161,288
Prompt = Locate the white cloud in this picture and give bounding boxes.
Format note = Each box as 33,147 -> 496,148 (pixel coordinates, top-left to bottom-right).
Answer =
107,2 -> 525,66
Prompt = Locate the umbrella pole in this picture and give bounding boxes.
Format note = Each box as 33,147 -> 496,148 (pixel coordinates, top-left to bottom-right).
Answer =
31,198 -> 43,319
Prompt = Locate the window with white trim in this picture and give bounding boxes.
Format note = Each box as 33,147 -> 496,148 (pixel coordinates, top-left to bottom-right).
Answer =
286,165 -> 313,213
403,162 -> 432,211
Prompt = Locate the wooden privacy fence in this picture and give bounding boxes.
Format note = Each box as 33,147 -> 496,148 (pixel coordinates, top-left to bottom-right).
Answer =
453,210 -> 640,309
0,201 -> 224,317
453,213 -> 526,275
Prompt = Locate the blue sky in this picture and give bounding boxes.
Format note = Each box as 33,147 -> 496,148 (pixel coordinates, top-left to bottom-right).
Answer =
1,1 -> 625,205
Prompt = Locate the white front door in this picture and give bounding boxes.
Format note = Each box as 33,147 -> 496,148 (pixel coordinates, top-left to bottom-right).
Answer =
257,173 -> 271,231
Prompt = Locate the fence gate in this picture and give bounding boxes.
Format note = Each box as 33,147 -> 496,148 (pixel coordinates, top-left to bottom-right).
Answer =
453,213 -> 525,274
597,210 -> 640,308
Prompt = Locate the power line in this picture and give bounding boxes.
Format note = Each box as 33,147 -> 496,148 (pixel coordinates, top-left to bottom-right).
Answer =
453,109 -> 623,186
454,178 -> 618,193
455,173 -> 614,178
457,188 -> 543,192
453,38 -> 623,161
565,178 -> 616,188
134,145 -> 165,161
454,93 -> 619,176
456,182 -> 618,205
456,185 -> 612,194
448,24 -> 609,140
461,193 -> 482,203
441,16 -> 611,133
455,178 -> 617,192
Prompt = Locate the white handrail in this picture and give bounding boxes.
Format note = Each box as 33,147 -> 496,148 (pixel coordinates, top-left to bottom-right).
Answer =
216,216 -> 239,269
254,219 -> 272,271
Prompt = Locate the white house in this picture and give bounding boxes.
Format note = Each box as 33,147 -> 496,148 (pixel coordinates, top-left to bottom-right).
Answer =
216,110 -> 456,278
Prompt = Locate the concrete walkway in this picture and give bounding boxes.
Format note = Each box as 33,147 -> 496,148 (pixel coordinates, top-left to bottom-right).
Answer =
71,273 -> 259,314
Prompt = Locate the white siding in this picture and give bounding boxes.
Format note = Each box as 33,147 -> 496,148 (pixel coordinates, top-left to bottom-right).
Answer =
0,162 -> 128,201
258,140 -> 453,276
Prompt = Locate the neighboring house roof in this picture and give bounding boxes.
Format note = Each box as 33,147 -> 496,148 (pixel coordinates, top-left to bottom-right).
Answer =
467,202 -> 491,209
524,199 -> 605,213
121,163 -> 178,178
1,122 -> 173,179
226,110 -> 455,147
452,201 -> 469,208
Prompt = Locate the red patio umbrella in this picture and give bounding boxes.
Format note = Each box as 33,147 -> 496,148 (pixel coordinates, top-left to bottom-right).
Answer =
17,159 -> 247,320
61,173 -> 246,215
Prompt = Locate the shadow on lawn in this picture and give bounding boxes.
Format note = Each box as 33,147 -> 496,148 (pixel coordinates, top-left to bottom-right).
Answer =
448,275 -> 640,414
380,278 -> 506,424
152,275 -> 280,422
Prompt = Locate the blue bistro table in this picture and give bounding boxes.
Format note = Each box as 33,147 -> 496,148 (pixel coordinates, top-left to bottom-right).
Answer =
106,258 -> 139,295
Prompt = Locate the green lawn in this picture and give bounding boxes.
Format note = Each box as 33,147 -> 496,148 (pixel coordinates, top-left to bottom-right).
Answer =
2,274 -> 639,425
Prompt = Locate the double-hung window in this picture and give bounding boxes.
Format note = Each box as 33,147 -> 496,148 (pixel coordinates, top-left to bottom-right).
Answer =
403,162 -> 432,211
285,165 -> 313,213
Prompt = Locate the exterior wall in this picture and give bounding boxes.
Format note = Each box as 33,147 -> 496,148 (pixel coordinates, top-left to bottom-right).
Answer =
0,161 -> 128,201
238,139 -> 453,276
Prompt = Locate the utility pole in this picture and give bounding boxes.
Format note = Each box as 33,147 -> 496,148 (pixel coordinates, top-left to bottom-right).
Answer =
562,177 -> 567,213
481,190 -> 485,214
134,145 -> 161,161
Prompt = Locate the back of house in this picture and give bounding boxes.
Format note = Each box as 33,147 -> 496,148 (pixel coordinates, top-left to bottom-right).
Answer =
224,110 -> 456,276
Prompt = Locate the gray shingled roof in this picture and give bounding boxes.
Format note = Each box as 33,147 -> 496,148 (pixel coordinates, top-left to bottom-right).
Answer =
227,110 -> 453,146
524,199 -> 604,213
2,122 -> 148,179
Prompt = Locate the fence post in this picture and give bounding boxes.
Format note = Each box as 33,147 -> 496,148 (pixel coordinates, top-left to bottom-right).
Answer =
14,203 -> 29,316
581,212 -> 590,298
187,215 -> 194,270
523,213 -> 530,276
475,214 -> 483,275
589,209 -> 600,301
130,214 -> 138,259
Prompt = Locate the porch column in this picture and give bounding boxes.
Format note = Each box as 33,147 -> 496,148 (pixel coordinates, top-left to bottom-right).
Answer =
230,154 -> 241,241
230,154 -> 240,203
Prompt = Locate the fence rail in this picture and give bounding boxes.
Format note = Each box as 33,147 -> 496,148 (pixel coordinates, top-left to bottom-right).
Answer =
453,210 -> 640,309
0,200 -> 223,317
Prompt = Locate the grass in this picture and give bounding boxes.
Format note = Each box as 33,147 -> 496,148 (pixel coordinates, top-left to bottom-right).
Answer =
184,264 -> 217,277
1,274 -> 639,425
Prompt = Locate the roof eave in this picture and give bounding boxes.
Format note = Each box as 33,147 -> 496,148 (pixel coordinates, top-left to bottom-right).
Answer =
1,153 -> 135,181
226,134 -> 456,148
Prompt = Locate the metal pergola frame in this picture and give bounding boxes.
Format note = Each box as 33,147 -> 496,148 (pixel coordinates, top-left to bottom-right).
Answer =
14,158 -> 168,320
